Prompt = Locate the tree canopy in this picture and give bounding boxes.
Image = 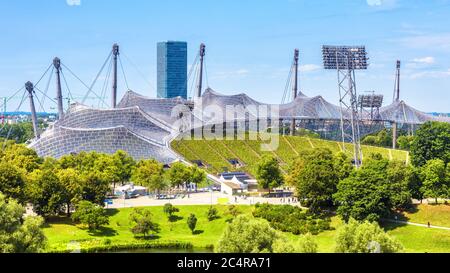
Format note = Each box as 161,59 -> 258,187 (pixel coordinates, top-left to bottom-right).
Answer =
335,218 -> 403,253
0,192 -> 46,253
334,155 -> 412,222
255,155 -> 284,193
411,121 -> 450,167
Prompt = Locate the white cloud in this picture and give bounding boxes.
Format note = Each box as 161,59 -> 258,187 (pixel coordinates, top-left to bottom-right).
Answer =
412,57 -> 435,64
409,69 -> 450,79
211,69 -> 250,79
398,33 -> 450,52
299,64 -> 321,73
367,0 -> 382,6
66,0 -> 81,6
366,0 -> 397,8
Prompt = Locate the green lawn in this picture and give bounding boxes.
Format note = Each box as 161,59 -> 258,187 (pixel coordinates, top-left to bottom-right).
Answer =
43,204 -> 450,253
43,205 -> 254,252
394,204 -> 450,228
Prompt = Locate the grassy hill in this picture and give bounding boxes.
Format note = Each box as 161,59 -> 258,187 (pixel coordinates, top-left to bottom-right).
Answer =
171,135 -> 409,175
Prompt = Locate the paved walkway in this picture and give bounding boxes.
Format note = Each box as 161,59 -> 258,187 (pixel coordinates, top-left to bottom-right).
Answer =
383,219 -> 450,231
107,192 -> 302,209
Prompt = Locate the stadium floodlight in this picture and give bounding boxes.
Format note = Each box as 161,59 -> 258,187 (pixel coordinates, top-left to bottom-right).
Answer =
358,94 -> 383,109
322,45 -> 369,167
358,93 -> 384,121
322,46 -> 369,70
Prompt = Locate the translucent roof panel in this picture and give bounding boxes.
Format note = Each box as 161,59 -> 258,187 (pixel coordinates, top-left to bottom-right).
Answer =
379,100 -> 440,124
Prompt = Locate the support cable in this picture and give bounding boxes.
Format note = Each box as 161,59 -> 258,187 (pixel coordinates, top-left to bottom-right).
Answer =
39,66 -> 55,111
1,90 -> 28,149
81,51 -> 113,105
99,57 -> 113,108
119,55 -> 130,90
121,51 -> 154,90
60,70 -> 74,101
61,63 -> 110,107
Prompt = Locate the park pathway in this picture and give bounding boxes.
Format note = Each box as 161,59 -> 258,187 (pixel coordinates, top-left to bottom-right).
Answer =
383,219 -> 450,231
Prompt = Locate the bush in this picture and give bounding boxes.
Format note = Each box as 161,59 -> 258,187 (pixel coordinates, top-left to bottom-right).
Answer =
207,206 -> 219,221
71,201 -> 109,231
252,203 -> 331,235
187,214 -> 198,234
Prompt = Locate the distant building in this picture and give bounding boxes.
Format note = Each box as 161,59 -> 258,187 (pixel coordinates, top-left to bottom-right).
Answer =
157,41 -> 188,99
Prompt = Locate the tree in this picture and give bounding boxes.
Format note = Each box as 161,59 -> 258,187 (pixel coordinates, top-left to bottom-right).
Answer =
71,201 -> 109,230
187,214 -> 198,234
26,169 -> 67,217
0,161 -> 26,203
334,156 -> 411,222
113,150 -> 136,185
188,166 -> 207,192
228,205 -> 241,218
166,162 -> 191,189
163,203 -> 180,221
410,121 -> 450,167
216,215 -> 279,253
408,166 -> 424,203
93,154 -> 121,194
57,168 -> 83,216
333,152 -> 354,181
0,122 -> 34,144
397,135 -> 414,150
255,155 -> 284,193
1,144 -> 42,173
335,219 -> 403,253
79,171 -> 111,206
287,149 -> 339,212
132,159 -> 166,195
129,208 -> 160,238
0,192 -> 46,253
421,159 -> 449,204
207,206 -> 219,221
298,233 -> 318,253
386,161 -> 413,209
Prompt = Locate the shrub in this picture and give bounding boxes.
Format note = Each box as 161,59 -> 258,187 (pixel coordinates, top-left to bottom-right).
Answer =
253,203 -> 331,235
207,206 -> 219,221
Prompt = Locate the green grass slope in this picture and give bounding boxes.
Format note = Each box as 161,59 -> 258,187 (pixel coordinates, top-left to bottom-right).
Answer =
171,135 -> 409,175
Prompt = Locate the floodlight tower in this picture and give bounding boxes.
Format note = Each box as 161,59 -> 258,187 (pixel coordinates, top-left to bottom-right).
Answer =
25,81 -> 40,139
291,49 -> 300,136
322,45 -> 369,167
197,43 -> 206,98
112,44 -> 119,108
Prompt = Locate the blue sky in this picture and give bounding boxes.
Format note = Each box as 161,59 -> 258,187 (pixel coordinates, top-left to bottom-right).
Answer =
0,0 -> 449,112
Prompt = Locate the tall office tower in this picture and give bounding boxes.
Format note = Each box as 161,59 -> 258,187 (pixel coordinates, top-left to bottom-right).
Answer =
157,41 -> 188,99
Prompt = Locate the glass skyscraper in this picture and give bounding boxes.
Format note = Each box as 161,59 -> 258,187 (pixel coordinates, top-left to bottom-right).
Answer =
157,41 -> 188,99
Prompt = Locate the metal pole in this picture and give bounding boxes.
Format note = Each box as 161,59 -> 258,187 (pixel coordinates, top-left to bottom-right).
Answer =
393,122 -> 398,149
395,60 -> 401,102
291,49 -> 299,136
112,44 -> 119,108
197,43 -> 206,98
53,57 -> 64,120
26,82 -> 40,139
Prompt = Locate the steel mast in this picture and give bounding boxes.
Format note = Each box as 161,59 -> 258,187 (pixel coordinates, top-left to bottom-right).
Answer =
291,49 -> 299,136
197,43 -> 206,98
53,57 -> 64,120
26,81 -> 40,139
112,44 -> 119,108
